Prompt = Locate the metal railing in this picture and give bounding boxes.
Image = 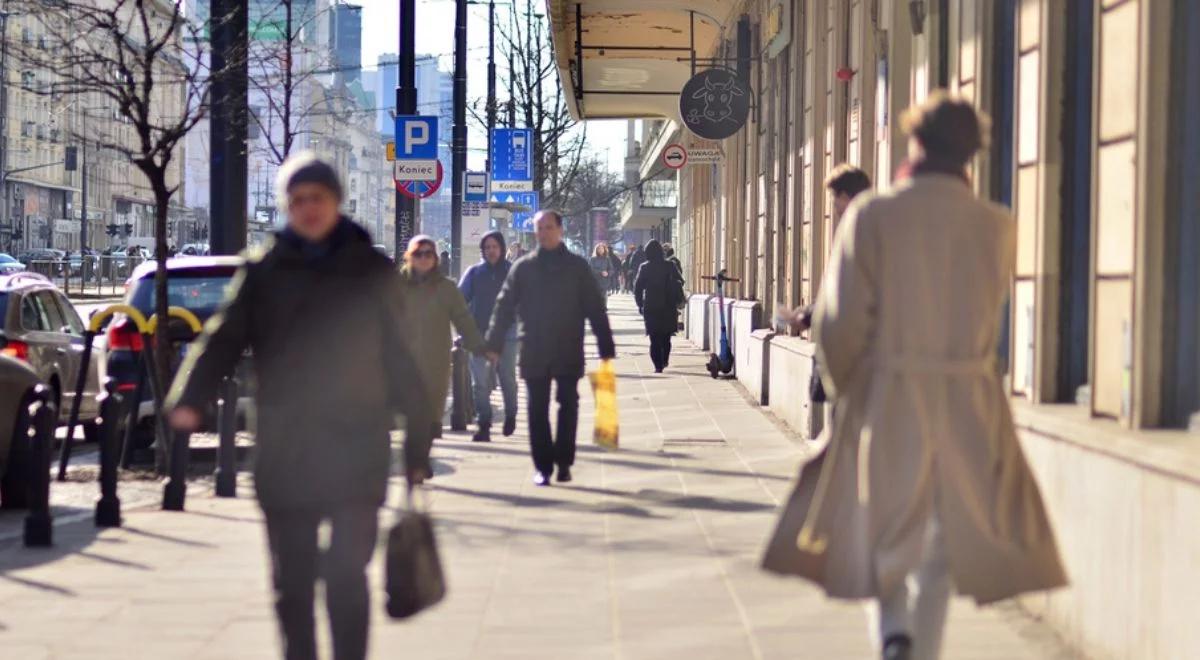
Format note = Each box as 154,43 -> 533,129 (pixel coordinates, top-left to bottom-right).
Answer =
20,255 -> 148,297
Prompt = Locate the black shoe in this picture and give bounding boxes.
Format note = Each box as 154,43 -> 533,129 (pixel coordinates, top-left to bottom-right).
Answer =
472,426 -> 491,443
882,634 -> 912,660
431,421 -> 443,439
556,466 -> 572,483
654,366 -> 664,373
533,472 -> 551,487
503,415 -> 516,437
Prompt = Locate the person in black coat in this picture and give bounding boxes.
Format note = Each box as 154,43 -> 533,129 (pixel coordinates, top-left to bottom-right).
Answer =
589,243 -> 614,294
634,239 -> 684,373
167,153 -> 431,660
485,210 -> 616,486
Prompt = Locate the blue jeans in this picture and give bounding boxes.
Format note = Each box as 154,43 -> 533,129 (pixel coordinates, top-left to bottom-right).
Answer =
469,340 -> 518,428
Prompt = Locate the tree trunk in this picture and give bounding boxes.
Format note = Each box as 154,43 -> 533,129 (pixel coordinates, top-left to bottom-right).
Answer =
151,179 -> 172,475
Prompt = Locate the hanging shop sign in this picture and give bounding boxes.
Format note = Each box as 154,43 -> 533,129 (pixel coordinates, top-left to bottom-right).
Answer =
679,68 -> 752,141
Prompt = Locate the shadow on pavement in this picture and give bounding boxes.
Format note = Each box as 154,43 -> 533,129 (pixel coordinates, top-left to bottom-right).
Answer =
440,439 -> 789,483
0,505 -> 99,598
428,484 -> 666,520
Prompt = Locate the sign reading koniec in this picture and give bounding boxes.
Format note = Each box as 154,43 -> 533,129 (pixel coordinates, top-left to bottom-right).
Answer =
679,69 -> 751,141
393,160 -> 438,182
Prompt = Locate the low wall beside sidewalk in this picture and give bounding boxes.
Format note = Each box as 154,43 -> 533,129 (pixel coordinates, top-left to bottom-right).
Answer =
1012,405 -> 1200,659
685,294 -> 713,350
767,336 -> 825,440
744,329 -> 776,404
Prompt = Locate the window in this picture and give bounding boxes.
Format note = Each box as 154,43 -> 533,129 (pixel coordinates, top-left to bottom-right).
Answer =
50,292 -> 83,335
36,292 -> 67,333
20,295 -> 50,331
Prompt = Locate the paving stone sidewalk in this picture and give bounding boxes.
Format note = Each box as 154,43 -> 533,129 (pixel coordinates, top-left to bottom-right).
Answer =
0,294 -> 1076,659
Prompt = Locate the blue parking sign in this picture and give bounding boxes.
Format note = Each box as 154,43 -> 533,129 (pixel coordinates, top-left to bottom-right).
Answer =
394,116 -> 439,160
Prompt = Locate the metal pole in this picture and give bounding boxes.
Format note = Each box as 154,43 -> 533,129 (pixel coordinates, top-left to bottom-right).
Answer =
214,377 -> 238,497
450,0 -> 468,278
209,0 -> 249,255
23,385 -> 54,547
486,0 -> 496,172
0,10 -> 9,252
395,0 -> 417,259
79,142 -> 87,253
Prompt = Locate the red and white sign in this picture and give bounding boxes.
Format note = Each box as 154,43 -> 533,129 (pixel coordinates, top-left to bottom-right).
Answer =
662,143 -> 688,169
395,161 -> 444,199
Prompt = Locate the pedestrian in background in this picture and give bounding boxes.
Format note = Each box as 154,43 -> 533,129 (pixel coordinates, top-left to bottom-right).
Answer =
400,235 -> 487,449
634,239 -> 684,373
763,93 -> 1066,660
779,164 -> 873,404
607,246 -> 623,294
167,152 -> 432,660
506,241 -> 524,263
662,242 -> 683,278
485,210 -> 616,487
590,243 -> 614,295
624,244 -> 645,294
438,250 -> 451,277
459,231 -> 519,443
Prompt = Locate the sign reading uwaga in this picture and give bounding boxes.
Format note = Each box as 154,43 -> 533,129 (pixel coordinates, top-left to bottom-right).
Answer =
679,69 -> 751,141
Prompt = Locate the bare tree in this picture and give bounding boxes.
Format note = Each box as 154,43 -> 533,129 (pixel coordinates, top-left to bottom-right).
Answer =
11,0 -> 218,425
494,0 -> 587,209
557,157 -> 623,244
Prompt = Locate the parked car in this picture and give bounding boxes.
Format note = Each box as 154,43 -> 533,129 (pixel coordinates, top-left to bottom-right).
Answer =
0,273 -> 103,437
179,243 -> 210,256
0,254 -> 26,275
17,249 -> 62,265
0,353 -> 45,508
106,256 -> 250,448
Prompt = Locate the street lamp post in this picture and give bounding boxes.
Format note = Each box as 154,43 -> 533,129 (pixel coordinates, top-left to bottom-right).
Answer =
450,0 -> 467,278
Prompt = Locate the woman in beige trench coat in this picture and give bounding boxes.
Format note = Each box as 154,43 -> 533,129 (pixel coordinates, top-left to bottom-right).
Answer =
761,94 -> 1066,660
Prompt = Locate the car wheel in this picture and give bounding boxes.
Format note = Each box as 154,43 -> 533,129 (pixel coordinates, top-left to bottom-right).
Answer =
0,391 -> 36,510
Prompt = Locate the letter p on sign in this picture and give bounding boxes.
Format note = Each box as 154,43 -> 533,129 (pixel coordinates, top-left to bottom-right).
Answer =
394,115 -> 439,160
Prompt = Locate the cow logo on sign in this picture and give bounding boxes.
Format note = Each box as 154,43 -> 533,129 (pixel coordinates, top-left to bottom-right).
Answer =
679,69 -> 751,141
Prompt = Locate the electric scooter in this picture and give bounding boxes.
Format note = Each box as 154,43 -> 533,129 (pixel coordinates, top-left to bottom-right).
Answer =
702,269 -> 739,378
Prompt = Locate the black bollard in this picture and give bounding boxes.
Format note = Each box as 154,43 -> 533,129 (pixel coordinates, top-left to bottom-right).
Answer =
214,377 -> 238,498
95,380 -> 123,527
23,386 -> 56,548
161,427 -> 190,511
57,329 -> 97,481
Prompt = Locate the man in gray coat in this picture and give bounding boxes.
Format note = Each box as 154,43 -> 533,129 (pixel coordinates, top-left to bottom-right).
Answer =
485,210 -> 615,486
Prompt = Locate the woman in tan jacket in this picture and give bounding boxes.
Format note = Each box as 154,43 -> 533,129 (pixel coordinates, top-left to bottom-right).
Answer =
762,93 -> 1066,660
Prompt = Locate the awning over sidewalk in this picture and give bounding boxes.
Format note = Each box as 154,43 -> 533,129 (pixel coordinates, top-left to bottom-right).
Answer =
546,1 -> 733,121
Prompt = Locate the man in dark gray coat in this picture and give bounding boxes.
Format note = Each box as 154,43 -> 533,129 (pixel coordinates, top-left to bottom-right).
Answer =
485,210 -> 616,486
167,153 -> 431,660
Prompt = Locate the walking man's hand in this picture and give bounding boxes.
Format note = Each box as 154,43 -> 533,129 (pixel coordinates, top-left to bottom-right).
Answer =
485,351 -> 501,365
169,406 -> 202,432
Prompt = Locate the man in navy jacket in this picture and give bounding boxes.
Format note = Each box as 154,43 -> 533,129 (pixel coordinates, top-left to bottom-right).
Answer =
459,231 -> 518,442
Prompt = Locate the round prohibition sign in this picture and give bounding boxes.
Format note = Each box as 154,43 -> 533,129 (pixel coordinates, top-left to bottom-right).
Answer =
662,143 -> 688,169
396,161 -> 444,199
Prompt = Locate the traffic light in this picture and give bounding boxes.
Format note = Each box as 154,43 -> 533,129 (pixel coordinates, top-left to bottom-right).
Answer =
105,224 -> 117,237
64,146 -> 78,171
123,223 -> 133,237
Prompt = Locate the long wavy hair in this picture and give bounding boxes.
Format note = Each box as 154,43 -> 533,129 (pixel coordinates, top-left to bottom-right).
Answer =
403,235 -> 439,270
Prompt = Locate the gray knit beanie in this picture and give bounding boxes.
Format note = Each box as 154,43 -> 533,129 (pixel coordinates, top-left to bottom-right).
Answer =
275,150 -> 344,209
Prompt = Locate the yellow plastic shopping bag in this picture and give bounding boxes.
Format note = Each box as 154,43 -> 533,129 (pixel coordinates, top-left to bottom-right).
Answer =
589,359 -> 619,450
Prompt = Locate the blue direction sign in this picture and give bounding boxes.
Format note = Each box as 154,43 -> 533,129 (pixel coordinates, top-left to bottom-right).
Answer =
394,115 -> 439,160
491,191 -> 540,232
490,128 -> 533,190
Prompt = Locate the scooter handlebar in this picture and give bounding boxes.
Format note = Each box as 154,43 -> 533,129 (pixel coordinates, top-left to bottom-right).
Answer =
700,275 -> 741,282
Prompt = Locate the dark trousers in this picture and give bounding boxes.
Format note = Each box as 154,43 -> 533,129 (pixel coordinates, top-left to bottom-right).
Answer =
524,376 -> 580,475
264,506 -> 380,660
649,333 -> 673,370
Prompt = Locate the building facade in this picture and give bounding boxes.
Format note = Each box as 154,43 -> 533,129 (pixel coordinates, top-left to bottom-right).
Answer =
550,1 -> 1200,657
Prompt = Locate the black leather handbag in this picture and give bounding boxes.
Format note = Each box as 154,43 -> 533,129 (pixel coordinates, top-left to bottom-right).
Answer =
385,486 -> 446,619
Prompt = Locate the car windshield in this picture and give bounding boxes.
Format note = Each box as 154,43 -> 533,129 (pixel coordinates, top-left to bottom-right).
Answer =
128,267 -> 237,321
